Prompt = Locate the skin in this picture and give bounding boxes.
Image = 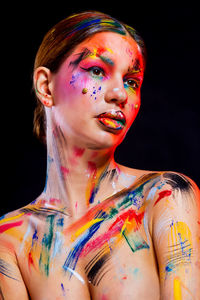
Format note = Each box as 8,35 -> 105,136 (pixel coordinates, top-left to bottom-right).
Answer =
0,32 -> 200,300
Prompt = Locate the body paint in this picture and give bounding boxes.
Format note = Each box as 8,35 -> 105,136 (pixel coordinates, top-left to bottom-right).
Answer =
0,221 -> 23,234
173,277 -> 182,300
153,190 -> 172,207
0,258 -> 19,281
39,215 -> 55,276
62,173 -> 161,280
165,221 -> 192,277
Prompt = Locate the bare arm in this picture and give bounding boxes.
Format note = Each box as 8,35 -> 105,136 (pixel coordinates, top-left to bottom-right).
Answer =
150,172 -> 200,299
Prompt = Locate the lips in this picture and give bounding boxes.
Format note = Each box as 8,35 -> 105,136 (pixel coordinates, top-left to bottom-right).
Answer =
96,110 -> 126,130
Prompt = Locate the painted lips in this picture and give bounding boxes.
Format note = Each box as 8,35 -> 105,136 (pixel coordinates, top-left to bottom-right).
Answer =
96,111 -> 126,130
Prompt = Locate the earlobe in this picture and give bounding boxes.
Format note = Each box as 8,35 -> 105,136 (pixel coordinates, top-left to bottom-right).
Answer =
34,67 -> 54,107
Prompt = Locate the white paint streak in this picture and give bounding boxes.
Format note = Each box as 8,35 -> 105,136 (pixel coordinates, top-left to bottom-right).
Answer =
66,267 -> 85,285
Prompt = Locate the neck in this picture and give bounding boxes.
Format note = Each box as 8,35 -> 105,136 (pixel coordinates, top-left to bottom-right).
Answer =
36,115 -> 122,218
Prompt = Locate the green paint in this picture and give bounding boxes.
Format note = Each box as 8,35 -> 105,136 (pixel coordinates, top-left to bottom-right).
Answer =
39,215 -> 55,276
123,230 -> 149,253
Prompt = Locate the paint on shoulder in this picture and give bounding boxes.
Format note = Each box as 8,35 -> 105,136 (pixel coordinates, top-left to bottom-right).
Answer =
162,171 -> 194,193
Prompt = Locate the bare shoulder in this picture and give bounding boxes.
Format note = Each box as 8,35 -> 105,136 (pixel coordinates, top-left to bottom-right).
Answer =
0,208 -> 31,299
0,206 -> 33,252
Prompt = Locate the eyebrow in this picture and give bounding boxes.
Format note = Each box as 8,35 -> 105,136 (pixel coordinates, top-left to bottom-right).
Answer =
69,47 -> 114,69
128,58 -> 143,74
69,48 -> 143,75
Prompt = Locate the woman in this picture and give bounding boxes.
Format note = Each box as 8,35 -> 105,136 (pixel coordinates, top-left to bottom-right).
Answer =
0,11 -> 199,299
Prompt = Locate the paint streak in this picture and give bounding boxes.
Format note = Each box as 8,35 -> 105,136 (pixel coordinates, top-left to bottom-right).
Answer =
166,221 -> 192,277
39,215 -> 55,276
0,212 -> 24,225
0,258 -> 19,281
0,220 -> 23,234
173,277 -> 182,300
61,283 -> 66,296
61,173 -> 161,280
64,267 -> 85,284
85,245 -> 111,286
153,190 -> 172,206
71,218 -> 104,242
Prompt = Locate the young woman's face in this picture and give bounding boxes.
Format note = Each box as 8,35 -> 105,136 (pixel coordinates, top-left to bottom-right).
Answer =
50,31 -> 144,150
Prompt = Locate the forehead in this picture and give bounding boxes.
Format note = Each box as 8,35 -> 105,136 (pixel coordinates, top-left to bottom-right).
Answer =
71,31 -> 143,66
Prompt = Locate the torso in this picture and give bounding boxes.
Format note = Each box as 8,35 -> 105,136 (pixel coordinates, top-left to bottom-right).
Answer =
0,168 -> 164,299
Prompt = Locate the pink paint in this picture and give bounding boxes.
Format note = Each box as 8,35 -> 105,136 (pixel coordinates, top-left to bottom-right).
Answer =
73,146 -> 85,157
101,295 -> 109,300
80,208 -> 144,257
28,251 -> 35,269
153,190 -> 172,207
49,198 -> 61,205
60,166 -> 69,176
90,151 -> 98,159
87,161 -> 97,173
0,220 -> 23,233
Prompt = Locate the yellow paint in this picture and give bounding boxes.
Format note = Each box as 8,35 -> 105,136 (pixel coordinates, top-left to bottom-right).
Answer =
173,277 -> 182,300
106,47 -> 113,53
169,221 -> 192,259
71,218 -> 104,241
5,228 -> 24,241
120,217 -> 131,236
0,212 -> 24,224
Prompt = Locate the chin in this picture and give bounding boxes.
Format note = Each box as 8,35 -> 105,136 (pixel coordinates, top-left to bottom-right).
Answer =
86,129 -> 125,151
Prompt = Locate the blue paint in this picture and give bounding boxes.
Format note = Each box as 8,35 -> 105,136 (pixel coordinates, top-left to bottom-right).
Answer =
61,283 -> 65,296
62,214 -> 105,276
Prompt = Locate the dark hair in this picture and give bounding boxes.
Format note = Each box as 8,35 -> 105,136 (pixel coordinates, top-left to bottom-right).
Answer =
33,10 -> 146,142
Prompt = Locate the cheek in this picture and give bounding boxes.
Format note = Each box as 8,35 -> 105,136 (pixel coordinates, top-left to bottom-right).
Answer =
69,72 -> 104,102
126,98 -> 141,125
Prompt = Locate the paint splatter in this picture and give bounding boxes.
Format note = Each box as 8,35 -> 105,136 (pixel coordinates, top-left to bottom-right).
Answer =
153,190 -> 172,206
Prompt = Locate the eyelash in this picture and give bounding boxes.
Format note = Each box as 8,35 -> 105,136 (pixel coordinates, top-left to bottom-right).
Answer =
80,66 -> 105,77
80,66 -> 140,90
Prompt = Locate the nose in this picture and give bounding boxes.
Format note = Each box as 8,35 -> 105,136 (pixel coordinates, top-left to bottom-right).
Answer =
104,79 -> 128,106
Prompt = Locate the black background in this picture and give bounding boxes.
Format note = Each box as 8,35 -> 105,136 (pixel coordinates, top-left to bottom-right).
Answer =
1,1 -> 199,215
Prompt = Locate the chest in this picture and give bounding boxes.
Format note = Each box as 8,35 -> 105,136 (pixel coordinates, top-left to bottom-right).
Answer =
16,208 -> 160,299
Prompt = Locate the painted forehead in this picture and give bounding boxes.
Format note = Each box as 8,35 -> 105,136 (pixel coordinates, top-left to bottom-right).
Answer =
71,32 -> 143,70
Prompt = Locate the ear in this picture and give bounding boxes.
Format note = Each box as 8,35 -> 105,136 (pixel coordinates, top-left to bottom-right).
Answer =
34,67 -> 54,107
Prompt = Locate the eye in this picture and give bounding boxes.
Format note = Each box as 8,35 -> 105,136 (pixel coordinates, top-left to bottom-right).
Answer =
81,66 -> 105,77
124,78 -> 140,89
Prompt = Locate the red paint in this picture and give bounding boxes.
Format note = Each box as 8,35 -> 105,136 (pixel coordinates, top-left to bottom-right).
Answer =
73,146 -> 85,157
87,161 -> 97,174
153,190 -> 172,207
122,276 -> 127,280
0,220 -> 23,233
60,166 -> 69,176
28,251 -> 35,269
108,208 -> 144,232
197,220 -> 200,225
49,198 -> 61,204
80,208 -> 144,257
